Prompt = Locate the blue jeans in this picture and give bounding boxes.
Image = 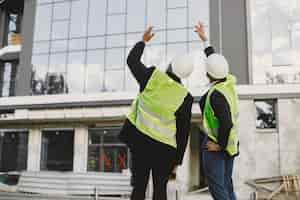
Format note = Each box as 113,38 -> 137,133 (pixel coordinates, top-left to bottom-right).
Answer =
202,136 -> 237,200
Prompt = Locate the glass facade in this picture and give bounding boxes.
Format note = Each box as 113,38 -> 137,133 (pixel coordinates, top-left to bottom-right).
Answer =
250,0 -> 300,84
31,0 -> 209,96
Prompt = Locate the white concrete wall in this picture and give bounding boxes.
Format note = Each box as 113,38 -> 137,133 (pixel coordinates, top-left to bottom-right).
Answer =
73,127 -> 89,172
278,99 -> 300,175
27,128 -> 41,171
232,98 -> 300,199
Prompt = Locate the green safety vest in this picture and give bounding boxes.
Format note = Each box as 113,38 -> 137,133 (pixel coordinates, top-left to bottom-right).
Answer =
203,74 -> 239,156
127,69 -> 188,148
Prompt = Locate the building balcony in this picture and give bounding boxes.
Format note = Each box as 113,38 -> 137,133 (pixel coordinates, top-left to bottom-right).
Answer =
0,34 -> 22,61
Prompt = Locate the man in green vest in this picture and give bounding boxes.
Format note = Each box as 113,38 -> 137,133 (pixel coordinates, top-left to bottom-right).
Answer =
194,22 -> 239,200
119,27 -> 194,200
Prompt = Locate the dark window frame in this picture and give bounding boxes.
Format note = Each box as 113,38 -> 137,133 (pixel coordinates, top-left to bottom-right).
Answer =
0,59 -> 18,97
40,129 -> 74,171
0,129 -> 29,173
255,99 -> 278,131
87,127 -> 130,173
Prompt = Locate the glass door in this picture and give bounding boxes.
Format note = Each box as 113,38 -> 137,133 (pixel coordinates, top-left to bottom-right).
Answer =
40,129 -> 74,171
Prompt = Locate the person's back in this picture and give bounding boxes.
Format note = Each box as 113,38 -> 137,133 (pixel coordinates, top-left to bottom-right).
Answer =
119,27 -> 194,200
195,22 -> 239,200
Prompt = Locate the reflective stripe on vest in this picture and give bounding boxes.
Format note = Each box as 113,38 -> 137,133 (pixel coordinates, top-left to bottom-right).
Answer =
127,68 -> 188,148
139,99 -> 176,125
203,74 -> 239,156
136,104 -> 176,137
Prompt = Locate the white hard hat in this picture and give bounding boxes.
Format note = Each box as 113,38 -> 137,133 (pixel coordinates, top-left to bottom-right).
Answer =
171,54 -> 194,79
206,54 -> 229,79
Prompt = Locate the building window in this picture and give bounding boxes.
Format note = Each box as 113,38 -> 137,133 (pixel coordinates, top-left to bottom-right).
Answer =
88,128 -> 130,173
40,130 -> 74,171
31,0 -> 209,95
0,130 -> 28,172
250,0 -> 300,84
0,61 -> 18,97
255,99 -> 277,130
2,1 -> 23,46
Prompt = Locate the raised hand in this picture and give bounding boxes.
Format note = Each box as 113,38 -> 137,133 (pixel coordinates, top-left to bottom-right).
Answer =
194,21 -> 207,42
143,26 -> 155,43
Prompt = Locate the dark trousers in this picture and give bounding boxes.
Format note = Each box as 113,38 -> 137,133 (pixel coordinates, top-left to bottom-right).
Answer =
202,137 -> 237,200
130,144 -> 176,200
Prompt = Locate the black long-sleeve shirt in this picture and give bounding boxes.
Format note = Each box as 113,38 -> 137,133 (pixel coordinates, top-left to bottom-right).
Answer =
199,46 -> 234,152
119,41 -> 193,165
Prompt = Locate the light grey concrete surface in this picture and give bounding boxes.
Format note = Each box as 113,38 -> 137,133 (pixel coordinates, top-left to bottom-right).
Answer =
278,99 -> 300,175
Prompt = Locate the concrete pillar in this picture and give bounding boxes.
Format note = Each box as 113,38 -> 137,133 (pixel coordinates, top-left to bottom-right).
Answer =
73,127 -> 89,172
210,0 -> 249,84
177,139 -> 191,193
27,128 -> 41,171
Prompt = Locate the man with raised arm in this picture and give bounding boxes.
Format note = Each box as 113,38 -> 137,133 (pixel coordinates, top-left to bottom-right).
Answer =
119,27 -> 194,200
194,22 -> 239,200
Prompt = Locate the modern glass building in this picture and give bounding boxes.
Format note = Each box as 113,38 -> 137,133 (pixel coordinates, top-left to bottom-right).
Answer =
31,0 -> 209,96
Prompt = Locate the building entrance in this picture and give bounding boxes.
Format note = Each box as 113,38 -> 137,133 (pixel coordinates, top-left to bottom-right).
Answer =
40,130 -> 74,171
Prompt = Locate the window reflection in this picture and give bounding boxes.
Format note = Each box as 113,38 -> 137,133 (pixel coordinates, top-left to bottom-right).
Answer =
108,0 -> 126,14
127,33 -> 143,46
69,39 -> 86,51
167,29 -> 188,43
49,53 -> 67,73
70,0 -> 88,38
250,0 -> 300,84
147,0 -> 166,29
255,100 -> 277,129
31,55 -> 48,95
45,73 -> 67,94
34,4 -> 52,41
107,15 -> 126,34
106,35 -> 125,48
50,40 -> 68,53
188,0 -> 209,27
33,42 -> 50,54
86,50 -> 104,93
88,128 -> 130,172
168,0 -> 186,8
104,70 -> 124,92
127,0 -> 146,32
106,48 -> 125,70
6,13 -> 22,46
67,52 -> 85,93
52,21 -> 69,40
87,37 -> 105,50
53,2 -> 70,20
167,8 -> 187,29
31,0 -> 209,95
88,0 -> 106,36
